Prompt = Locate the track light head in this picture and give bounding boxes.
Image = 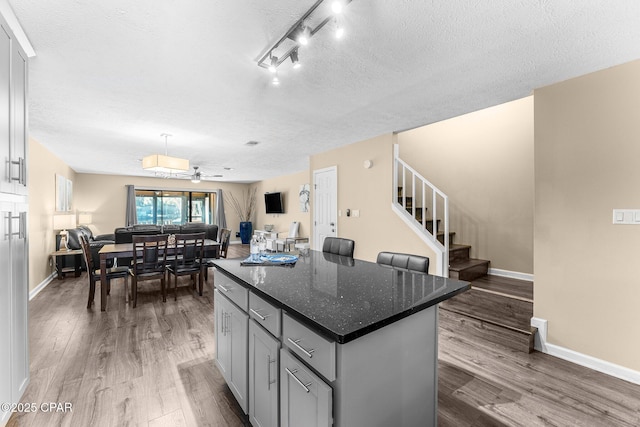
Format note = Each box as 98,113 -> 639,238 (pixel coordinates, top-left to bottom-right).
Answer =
272,73 -> 280,86
268,56 -> 278,73
291,49 -> 301,69
297,25 -> 310,45
335,18 -> 345,39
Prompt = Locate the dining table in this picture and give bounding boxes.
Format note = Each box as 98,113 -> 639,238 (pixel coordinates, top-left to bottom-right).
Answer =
98,238 -> 220,311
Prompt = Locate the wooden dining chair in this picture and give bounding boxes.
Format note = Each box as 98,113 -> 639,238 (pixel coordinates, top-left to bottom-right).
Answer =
130,234 -> 169,308
219,228 -> 231,258
166,232 -> 205,299
204,228 -> 231,282
79,234 -> 130,309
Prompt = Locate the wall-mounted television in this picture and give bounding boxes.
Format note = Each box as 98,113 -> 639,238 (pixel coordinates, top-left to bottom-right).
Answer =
265,192 -> 285,214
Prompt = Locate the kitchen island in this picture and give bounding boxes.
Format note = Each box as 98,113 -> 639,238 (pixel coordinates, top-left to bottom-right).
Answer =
212,251 -> 470,427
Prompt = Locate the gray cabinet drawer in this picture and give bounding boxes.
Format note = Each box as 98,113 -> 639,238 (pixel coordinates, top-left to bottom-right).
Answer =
280,348 -> 333,427
215,273 -> 248,311
249,292 -> 281,338
282,313 -> 336,382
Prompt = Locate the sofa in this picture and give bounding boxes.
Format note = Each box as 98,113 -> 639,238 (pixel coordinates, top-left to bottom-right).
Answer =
57,225 -> 116,271
114,223 -> 219,244
113,223 -> 220,265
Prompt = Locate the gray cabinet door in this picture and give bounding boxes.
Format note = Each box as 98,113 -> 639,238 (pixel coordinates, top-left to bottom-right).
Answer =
0,23 -> 10,194
10,207 -> 28,399
249,320 -> 279,427
0,206 -> 12,424
214,290 -> 230,378
280,349 -> 332,427
214,290 -> 248,414
10,45 -> 27,195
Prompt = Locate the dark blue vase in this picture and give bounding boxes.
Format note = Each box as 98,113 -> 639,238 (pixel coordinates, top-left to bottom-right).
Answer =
239,221 -> 252,244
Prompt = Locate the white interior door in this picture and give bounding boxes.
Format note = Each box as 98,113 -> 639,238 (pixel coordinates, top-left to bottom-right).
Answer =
313,167 -> 337,251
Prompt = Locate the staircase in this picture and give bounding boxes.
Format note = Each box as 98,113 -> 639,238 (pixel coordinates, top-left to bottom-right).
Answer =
393,145 -> 535,353
397,187 -> 490,281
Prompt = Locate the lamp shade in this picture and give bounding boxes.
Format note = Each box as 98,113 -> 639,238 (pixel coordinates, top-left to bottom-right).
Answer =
53,214 -> 76,231
142,154 -> 190,173
78,213 -> 92,224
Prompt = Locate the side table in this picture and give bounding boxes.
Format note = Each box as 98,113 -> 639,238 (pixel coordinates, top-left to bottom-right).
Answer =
51,248 -> 83,280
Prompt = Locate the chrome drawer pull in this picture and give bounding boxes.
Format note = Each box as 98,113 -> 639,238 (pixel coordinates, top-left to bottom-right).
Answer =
285,368 -> 311,393
250,308 -> 270,321
217,284 -> 230,292
287,338 -> 315,358
267,355 -> 276,390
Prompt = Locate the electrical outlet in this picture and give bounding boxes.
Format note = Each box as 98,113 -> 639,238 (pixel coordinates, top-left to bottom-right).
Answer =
353,209 -> 360,217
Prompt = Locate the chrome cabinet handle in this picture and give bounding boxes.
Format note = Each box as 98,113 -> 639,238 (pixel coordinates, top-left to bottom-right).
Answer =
10,159 -> 20,182
19,158 -> 25,185
220,311 -> 226,336
3,212 -> 9,241
285,368 -> 312,393
267,355 -> 276,390
287,337 -> 315,358
221,312 -> 229,336
10,158 -> 25,185
217,284 -> 230,293
3,212 -> 27,240
250,308 -> 269,321
19,212 -> 26,239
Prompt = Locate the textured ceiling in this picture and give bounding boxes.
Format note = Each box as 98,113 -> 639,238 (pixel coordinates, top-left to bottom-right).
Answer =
10,0 -> 640,183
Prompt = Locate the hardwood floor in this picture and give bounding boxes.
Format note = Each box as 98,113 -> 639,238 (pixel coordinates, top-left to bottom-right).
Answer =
10,244 -> 640,426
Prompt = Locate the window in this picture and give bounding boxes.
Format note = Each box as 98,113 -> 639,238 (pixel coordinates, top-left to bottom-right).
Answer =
135,190 -> 217,225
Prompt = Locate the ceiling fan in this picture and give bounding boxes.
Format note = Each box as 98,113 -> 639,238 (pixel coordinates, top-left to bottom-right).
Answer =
145,165 -> 222,182
182,166 -> 223,183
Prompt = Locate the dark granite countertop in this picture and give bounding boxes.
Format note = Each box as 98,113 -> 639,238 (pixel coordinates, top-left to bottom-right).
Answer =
213,251 -> 470,344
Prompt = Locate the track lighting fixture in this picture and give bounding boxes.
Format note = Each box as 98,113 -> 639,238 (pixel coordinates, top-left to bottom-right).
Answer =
257,0 -> 354,82
272,73 -> 280,86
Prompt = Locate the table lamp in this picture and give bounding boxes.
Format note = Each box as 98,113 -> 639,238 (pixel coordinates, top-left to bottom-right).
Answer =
53,214 -> 76,251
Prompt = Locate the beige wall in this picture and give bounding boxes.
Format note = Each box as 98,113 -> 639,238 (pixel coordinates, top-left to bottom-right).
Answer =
535,60 -> 640,371
397,97 -> 534,274
28,138 -> 77,291
251,170 -> 311,239
310,133 -> 437,269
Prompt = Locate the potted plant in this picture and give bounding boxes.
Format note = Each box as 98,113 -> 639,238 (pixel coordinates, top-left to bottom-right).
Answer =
227,188 -> 257,244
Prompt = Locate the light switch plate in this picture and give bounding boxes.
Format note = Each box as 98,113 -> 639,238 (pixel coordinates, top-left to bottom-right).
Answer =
612,209 -> 640,224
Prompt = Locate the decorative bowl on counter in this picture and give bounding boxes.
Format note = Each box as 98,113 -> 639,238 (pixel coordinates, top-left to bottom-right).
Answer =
264,224 -> 274,232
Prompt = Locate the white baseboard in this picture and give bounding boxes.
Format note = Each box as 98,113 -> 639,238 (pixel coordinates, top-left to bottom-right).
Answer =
29,272 -> 56,301
488,268 -> 534,282
531,317 -> 640,385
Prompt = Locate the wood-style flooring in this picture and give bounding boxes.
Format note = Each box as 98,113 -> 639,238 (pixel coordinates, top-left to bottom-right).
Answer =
9,244 -> 640,426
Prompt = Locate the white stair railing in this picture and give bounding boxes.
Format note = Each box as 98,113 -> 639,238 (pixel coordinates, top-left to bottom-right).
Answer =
392,144 -> 449,277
